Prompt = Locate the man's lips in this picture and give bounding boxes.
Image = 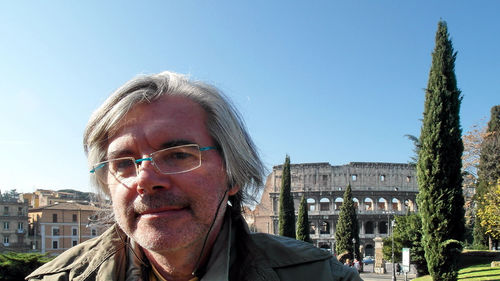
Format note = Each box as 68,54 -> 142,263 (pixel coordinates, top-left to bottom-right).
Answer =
137,206 -> 187,216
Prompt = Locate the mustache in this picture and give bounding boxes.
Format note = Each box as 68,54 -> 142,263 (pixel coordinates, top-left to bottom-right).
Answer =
129,192 -> 191,215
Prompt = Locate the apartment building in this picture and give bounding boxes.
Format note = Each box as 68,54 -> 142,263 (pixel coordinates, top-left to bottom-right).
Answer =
0,199 -> 29,251
23,189 -> 95,208
29,202 -> 106,255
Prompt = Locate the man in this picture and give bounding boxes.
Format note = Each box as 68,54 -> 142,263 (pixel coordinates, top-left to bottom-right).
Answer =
27,71 -> 361,280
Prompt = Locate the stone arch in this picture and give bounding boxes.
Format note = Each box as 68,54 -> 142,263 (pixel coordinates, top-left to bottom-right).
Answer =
307,198 -> 316,211
365,221 -> 374,234
392,198 -> 401,211
353,198 -> 359,210
377,197 -> 388,211
379,221 -> 388,234
309,222 -> 316,234
405,199 -> 416,212
364,198 -> 374,211
334,197 -> 343,210
320,197 -> 330,211
320,221 -> 330,234
364,244 -> 374,256
318,242 -> 332,252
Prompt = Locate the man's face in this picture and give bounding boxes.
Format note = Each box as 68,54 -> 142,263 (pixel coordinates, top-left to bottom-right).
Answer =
106,95 -> 237,253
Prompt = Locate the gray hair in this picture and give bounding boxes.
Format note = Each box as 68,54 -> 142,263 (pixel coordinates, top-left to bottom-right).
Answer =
83,71 -> 265,211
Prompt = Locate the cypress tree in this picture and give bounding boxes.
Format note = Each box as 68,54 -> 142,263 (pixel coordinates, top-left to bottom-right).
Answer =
417,21 -> 465,281
296,196 -> 312,243
278,155 -> 296,238
476,105 -> 500,248
335,184 -> 360,260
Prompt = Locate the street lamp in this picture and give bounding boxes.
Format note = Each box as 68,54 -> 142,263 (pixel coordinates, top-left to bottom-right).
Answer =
384,210 -> 396,281
391,220 -> 396,281
352,237 -> 356,257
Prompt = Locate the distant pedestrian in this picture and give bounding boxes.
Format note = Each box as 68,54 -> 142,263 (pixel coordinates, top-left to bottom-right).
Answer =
396,263 -> 401,275
353,258 -> 361,272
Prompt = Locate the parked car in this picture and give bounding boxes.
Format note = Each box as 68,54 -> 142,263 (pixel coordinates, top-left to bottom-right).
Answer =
362,256 -> 374,264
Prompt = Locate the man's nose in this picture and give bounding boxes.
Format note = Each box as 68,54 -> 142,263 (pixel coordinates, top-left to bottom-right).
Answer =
135,160 -> 171,194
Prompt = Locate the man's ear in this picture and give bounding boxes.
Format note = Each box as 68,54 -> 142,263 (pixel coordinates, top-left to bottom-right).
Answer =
227,185 -> 240,196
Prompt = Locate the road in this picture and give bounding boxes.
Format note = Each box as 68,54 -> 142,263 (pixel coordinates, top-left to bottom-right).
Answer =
359,264 -> 417,281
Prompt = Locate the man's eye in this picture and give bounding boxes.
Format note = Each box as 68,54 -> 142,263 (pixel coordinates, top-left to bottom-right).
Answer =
115,159 -> 134,170
171,152 -> 193,160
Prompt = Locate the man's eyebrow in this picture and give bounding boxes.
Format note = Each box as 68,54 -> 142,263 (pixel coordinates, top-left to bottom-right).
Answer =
107,149 -> 134,160
160,139 -> 196,149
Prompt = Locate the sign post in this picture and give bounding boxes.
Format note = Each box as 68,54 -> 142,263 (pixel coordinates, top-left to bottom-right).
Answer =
402,248 -> 410,281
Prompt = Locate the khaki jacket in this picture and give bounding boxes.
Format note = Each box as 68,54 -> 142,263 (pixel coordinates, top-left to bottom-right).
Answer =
27,214 -> 361,281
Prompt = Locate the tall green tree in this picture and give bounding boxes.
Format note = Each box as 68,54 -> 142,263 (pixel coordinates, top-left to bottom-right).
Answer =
335,184 -> 360,260
417,20 -> 465,281
472,216 -> 488,249
296,196 -> 312,243
278,155 -> 295,238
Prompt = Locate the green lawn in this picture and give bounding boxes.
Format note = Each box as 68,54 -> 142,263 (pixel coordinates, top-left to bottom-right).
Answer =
458,264 -> 500,280
413,264 -> 500,281
412,251 -> 500,281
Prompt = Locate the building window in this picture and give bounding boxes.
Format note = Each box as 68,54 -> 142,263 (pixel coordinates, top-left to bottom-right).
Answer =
334,198 -> 343,210
52,228 -> 60,236
52,240 -> 58,249
351,174 -> 357,181
379,221 -> 388,234
320,221 -> 330,234
52,214 -> 58,223
365,221 -> 374,234
307,198 -> 316,211
72,214 -> 77,222
380,175 -> 385,181
309,223 -> 316,235
72,240 -> 78,247
322,175 -> 328,185
320,198 -> 330,211
72,228 -> 78,236
18,222 -> 23,230
353,198 -> 359,209
3,207 -> 8,215
364,198 -> 374,211
18,207 -> 23,215
91,229 -> 97,236
378,198 -> 388,211
3,236 -> 9,244
3,222 -> 9,230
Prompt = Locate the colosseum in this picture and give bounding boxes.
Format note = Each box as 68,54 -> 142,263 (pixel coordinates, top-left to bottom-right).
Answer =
252,162 -> 418,257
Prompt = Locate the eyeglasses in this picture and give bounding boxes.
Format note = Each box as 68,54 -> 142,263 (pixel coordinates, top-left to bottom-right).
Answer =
90,144 -> 216,185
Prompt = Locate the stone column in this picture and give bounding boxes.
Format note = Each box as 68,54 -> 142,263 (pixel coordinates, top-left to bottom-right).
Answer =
374,236 -> 386,274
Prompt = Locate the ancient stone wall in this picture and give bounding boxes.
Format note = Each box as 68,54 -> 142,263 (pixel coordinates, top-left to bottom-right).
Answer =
252,162 -> 418,255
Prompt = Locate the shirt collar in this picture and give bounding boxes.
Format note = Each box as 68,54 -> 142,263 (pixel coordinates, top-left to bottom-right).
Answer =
197,210 -> 232,281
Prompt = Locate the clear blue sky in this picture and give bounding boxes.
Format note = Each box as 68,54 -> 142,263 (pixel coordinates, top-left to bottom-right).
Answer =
1,1 -> 498,194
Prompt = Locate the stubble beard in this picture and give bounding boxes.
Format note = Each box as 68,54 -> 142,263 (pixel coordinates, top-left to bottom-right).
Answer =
113,192 -> 211,252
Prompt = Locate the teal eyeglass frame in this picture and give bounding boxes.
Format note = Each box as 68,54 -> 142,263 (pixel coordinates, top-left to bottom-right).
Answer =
89,144 -> 217,175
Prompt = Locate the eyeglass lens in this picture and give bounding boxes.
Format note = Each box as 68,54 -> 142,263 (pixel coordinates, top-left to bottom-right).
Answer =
94,145 -> 202,184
